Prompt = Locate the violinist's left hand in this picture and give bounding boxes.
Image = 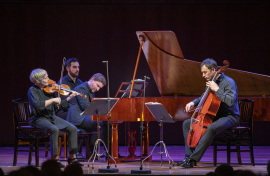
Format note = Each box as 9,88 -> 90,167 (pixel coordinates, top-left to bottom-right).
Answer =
67,91 -> 79,101
206,81 -> 219,92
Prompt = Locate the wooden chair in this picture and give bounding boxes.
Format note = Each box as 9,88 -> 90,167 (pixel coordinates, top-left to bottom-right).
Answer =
77,129 -> 98,159
12,98 -> 50,167
213,99 -> 255,166
58,132 -> 68,158
56,110 -> 98,159
58,128 -> 97,160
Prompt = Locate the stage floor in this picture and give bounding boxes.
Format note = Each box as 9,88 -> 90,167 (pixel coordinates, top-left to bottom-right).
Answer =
0,145 -> 268,175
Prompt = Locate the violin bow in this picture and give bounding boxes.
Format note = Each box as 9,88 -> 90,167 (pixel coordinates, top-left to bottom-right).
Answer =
58,57 -> 66,108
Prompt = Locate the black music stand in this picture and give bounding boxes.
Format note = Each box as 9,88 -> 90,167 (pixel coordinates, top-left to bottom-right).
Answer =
121,79 -> 145,98
82,98 -> 119,171
142,102 -> 175,169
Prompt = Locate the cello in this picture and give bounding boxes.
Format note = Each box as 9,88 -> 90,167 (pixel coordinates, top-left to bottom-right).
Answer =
187,60 -> 229,148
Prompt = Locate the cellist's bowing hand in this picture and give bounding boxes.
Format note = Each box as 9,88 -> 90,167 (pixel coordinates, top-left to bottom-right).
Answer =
206,81 -> 219,92
185,102 -> 195,112
67,91 -> 79,101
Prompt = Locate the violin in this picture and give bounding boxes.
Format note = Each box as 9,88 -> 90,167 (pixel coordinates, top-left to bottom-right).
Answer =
187,60 -> 229,148
43,79 -> 87,99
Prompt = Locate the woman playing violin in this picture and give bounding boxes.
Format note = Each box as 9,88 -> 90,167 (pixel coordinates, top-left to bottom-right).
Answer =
27,68 -> 83,167
176,58 -> 240,168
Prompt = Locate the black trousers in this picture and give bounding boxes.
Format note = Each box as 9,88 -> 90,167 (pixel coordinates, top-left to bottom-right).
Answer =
33,117 -> 78,155
183,115 -> 238,162
57,111 -> 110,153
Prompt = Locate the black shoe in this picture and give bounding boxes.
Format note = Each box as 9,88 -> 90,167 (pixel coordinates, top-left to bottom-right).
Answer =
174,157 -> 189,166
76,152 -> 85,158
68,158 -> 84,166
180,158 -> 197,168
55,159 -> 65,168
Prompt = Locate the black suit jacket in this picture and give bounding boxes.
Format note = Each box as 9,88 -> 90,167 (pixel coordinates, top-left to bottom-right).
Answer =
66,82 -> 95,125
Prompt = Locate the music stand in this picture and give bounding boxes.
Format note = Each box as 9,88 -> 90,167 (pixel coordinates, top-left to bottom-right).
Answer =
142,102 -> 175,169
82,98 -> 119,171
114,80 -> 148,98
121,79 -> 145,98
130,76 -> 151,174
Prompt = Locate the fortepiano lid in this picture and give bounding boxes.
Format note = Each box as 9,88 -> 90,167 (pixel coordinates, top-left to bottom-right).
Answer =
136,31 -> 270,97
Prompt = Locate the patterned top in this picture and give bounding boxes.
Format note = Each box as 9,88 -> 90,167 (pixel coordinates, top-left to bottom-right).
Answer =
192,73 -> 239,119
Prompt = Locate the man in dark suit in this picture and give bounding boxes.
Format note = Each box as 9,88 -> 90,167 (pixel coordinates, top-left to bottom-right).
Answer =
66,73 -> 106,153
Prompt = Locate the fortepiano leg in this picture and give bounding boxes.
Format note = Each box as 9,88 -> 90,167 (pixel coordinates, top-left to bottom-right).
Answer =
110,123 -> 120,163
143,121 -> 152,160
111,124 -> 119,158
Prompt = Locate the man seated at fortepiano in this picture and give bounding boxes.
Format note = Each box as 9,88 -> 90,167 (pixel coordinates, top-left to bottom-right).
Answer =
66,73 -> 106,154
176,58 -> 240,168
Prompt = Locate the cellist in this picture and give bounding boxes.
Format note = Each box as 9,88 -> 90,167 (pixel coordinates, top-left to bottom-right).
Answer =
175,58 -> 240,168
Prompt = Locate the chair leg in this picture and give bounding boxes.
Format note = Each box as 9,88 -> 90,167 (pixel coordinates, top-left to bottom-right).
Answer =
236,143 -> 242,165
64,134 -> 67,158
45,142 -> 49,157
85,138 -> 90,159
35,138 -> 40,167
13,140 -> 18,166
28,143 -> 33,165
213,142 -> 217,166
227,140 -> 231,165
249,142 -> 255,166
58,136 -> 62,157
78,140 -> 83,153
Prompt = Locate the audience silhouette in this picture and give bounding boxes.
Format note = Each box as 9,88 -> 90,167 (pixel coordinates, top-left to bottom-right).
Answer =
214,164 -> 234,176
2,159 -> 265,176
64,164 -> 83,176
41,160 -> 62,176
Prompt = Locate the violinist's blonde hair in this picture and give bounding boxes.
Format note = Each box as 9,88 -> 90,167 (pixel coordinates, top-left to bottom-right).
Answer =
30,68 -> 47,84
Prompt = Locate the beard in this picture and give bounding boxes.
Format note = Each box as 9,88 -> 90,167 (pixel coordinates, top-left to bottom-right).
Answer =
70,71 -> 79,78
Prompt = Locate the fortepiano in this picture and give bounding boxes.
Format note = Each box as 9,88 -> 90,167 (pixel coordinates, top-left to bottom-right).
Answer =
93,31 -> 270,163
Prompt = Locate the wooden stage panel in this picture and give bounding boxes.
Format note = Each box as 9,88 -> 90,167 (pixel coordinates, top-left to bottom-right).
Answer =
0,146 -> 268,176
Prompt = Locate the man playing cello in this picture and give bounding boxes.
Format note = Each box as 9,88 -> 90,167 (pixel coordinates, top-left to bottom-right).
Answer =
176,58 -> 240,168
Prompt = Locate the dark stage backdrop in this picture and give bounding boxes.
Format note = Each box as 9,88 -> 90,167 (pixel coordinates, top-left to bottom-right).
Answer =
1,1 -> 270,145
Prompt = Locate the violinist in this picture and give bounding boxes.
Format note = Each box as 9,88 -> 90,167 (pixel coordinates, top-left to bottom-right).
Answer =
28,68 -> 83,168
176,58 -> 240,168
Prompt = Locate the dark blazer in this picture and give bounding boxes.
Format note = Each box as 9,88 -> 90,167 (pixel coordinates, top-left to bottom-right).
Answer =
66,82 -> 95,126
56,74 -> 83,118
